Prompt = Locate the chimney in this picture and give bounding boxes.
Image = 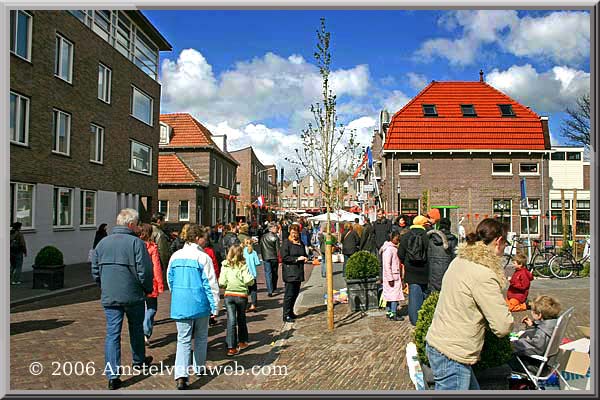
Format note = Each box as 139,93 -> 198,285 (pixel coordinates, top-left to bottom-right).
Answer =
479,69 -> 484,82
212,134 -> 227,152
540,116 -> 551,149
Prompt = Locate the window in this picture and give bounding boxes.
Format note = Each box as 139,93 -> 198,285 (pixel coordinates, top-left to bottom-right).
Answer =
567,152 -> 582,161
90,124 -> 104,163
576,200 -> 590,236
461,104 -> 477,117
400,163 -> 420,175
158,200 -> 169,221
551,151 -> 566,160
10,10 -> 32,61
422,104 -> 437,117
212,197 -> 217,225
268,174 -> 273,184
10,182 -> 35,229
400,199 -> 419,216
519,163 -> 538,175
52,109 -> 71,155
159,122 -> 170,145
55,34 -> 74,83
292,184 -> 297,195
550,199 -> 589,236
92,10 -> 111,41
220,163 -> 225,187
212,159 -> 217,184
236,182 -> 241,195
10,91 -> 29,145
179,200 -> 189,221
499,104 -> 515,117
520,199 -> 539,236
492,163 -> 512,175
80,190 -> 96,226
98,63 -> 112,103
493,199 -> 512,231
53,187 -> 73,227
130,140 -> 152,175
131,86 -> 153,125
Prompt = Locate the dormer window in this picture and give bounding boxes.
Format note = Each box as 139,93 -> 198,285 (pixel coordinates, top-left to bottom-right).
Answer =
159,122 -> 170,145
461,104 -> 477,117
499,104 -> 515,117
422,104 -> 438,117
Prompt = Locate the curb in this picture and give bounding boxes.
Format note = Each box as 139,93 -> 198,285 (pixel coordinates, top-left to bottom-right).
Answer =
10,282 -> 97,308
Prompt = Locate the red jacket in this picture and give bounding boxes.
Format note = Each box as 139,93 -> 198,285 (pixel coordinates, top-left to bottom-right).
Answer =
204,246 -> 220,280
507,267 -> 534,303
145,241 -> 165,298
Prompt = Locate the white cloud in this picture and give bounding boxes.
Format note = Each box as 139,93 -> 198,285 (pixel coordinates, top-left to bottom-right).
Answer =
415,10 -> 590,66
383,90 -> 411,114
161,49 -> 372,129
406,72 -> 428,91
486,64 -> 590,114
347,116 -> 377,150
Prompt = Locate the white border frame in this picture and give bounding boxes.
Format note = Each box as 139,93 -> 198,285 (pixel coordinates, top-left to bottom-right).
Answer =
399,161 -> 420,176
129,138 -> 153,176
90,123 -> 104,164
130,85 -> 154,126
10,181 -> 35,230
9,91 -> 29,147
519,162 -> 539,176
9,10 -> 32,63
51,108 -> 71,156
491,162 -> 512,176
80,189 -> 97,228
98,62 -> 112,104
54,32 -> 74,84
53,186 -> 74,228
158,199 -> 169,221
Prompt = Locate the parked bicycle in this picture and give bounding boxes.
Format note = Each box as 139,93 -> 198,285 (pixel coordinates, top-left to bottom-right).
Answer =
548,237 -> 591,279
503,235 -> 555,278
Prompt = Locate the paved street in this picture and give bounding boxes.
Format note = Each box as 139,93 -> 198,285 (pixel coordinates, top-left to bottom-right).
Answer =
10,259 -> 590,391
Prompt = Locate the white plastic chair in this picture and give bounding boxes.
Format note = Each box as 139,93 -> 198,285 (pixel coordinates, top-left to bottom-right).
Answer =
514,306 -> 575,390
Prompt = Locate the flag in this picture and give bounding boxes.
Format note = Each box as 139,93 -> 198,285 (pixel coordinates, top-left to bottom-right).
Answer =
366,146 -> 373,169
257,195 -> 265,207
352,152 -> 368,179
520,178 -> 529,209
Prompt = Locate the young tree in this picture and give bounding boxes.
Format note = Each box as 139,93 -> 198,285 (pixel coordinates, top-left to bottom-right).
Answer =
286,18 -> 358,331
561,93 -> 590,148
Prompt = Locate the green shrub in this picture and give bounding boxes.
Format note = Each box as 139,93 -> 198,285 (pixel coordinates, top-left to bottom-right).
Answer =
34,246 -> 64,266
581,262 -> 590,277
345,251 -> 379,280
414,290 -> 513,372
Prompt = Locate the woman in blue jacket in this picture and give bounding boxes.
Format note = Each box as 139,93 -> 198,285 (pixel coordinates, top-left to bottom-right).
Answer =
243,239 -> 261,312
168,224 -> 220,390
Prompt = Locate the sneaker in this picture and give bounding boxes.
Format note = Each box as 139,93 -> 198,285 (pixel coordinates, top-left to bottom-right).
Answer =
238,342 -> 249,350
227,348 -> 239,357
248,305 -> 257,312
144,336 -> 150,345
209,315 -> 218,326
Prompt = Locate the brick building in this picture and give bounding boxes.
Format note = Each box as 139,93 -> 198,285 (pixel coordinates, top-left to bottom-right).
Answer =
375,75 -> 552,237
279,175 -> 358,214
158,113 -> 239,229
229,147 -> 278,223
9,10 -> 171,267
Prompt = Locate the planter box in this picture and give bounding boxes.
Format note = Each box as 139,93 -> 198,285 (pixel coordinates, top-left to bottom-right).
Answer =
32,265 -> 65,290
346,277 -> 379,312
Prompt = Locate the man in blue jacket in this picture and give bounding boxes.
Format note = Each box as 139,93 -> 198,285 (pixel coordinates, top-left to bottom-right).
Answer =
91,208 -> 154,390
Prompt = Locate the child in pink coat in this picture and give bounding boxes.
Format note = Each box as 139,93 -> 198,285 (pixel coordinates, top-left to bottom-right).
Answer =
380,231 -> 405,321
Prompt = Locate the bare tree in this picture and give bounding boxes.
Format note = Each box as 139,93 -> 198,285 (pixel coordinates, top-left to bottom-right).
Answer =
286,18 -> 358,331
561,93 -> 590,148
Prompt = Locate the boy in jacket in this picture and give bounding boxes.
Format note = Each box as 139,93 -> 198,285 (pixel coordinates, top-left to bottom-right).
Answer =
506,253 -> 534,312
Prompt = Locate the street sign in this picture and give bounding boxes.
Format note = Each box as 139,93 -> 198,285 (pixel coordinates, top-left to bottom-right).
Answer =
363,184 -> 374,192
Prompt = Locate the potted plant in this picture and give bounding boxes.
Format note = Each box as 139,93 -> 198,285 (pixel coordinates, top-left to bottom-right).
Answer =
32,246 -> 65,290
345,251 -> 380,312
414,292 -> 513,390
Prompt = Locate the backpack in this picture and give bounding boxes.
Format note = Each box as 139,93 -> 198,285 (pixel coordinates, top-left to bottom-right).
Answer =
405,230 -> 428,265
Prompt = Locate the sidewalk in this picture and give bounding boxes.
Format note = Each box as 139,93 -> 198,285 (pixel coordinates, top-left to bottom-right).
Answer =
10,263 -> 96,306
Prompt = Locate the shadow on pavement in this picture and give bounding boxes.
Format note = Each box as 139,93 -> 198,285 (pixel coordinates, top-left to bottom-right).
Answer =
11,287 -> 101,314
11,319 -> 75,335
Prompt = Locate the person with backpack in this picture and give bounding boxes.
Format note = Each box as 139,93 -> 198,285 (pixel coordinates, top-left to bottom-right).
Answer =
10,222 -> 27,285
398,215 -> 430,326
359,217 -> 376,255
427,218 -> 458,293
219,223 -> 241,261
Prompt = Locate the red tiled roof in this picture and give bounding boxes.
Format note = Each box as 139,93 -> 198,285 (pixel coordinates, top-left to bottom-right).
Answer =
160,113 -> 217,147
158,153 -> 201,184
384,81 -> 548,151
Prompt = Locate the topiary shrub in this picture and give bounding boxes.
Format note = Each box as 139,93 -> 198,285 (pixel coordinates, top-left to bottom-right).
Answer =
414,290 -> 513,372
34,246 -> 64,267
345,251 -> 379,280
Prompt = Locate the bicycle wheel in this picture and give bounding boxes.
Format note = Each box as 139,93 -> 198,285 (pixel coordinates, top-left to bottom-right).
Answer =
549,255 -> 574,279
531,252 -> 552,278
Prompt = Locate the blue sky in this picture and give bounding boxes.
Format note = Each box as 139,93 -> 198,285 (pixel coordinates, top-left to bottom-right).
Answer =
144,9 -> 590,173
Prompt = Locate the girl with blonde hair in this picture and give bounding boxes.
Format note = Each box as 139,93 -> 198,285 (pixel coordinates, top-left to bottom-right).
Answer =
219,244 -> 255,356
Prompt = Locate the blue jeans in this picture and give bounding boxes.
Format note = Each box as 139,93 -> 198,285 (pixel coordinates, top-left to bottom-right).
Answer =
263,259 -> 278,295
225,296 -> 249,349
174,316 -> 209,380
103,303 -> 146,380
10,253 -> 24,282
143,297 -> 158,338
426,342 -> 480,390
408,283 -> 428,326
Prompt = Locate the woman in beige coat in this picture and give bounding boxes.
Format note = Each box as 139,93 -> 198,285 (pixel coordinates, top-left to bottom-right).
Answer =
425,218 -> 514,390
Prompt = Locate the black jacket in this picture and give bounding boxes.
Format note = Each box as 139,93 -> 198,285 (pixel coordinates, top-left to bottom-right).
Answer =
219,232 -> 240,260
170,237 -> 185,254
341,230 -> 360,256
360,222 -> 376,252
426,228 -> 458,292
280,240 -> 306,283
398,226 -> 430,285
93,230 -> 108,249
373,218 -> 392,249
260,231 -> 280,261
